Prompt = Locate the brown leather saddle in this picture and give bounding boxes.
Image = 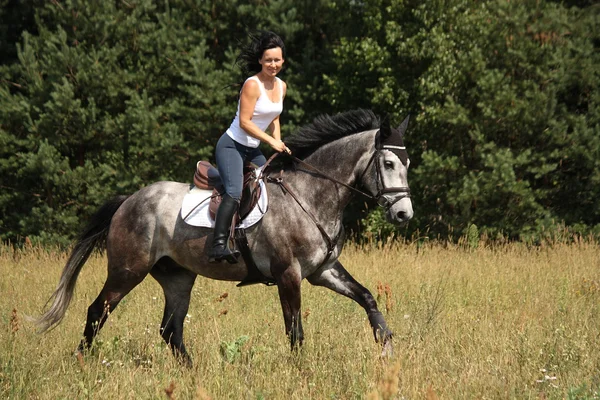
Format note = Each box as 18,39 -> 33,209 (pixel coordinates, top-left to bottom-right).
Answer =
193,161 -> 263,224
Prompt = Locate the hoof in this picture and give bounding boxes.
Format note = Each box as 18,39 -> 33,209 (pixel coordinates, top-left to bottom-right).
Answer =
381,340 -> 393,358
178,354 -> 193,369
73,349 -> 86,369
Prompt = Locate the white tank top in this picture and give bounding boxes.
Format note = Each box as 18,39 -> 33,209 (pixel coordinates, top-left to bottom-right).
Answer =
226,76 -> 284,148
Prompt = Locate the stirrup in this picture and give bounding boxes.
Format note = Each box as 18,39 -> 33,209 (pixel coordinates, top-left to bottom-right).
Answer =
208,248 -> 240,264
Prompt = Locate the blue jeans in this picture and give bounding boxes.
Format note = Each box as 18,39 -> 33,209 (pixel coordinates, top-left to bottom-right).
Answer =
215,133 -> 266,201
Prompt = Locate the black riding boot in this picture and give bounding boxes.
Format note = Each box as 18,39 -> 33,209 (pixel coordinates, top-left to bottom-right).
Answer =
208,194 -> 241,264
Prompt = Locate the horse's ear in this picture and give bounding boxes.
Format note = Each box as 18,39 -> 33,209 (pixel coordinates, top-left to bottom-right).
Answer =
396,115 -> 410,136
380,114 -> 391,139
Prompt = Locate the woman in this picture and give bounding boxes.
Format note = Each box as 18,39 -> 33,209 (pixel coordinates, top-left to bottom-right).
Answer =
209,31 -> 290,264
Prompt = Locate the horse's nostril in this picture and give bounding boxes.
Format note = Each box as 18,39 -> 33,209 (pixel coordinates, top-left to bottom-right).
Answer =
396,211 -> 406,220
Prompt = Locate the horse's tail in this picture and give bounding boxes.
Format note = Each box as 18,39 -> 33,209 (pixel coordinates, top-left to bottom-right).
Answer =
36,195 -> 130,333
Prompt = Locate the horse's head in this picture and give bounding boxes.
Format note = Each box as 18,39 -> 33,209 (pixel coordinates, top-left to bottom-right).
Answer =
361,115 -> 414,225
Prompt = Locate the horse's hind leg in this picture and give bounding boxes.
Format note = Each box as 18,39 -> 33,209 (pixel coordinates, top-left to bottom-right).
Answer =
307,260 -> 393,347
78,263 -> 149,353
150,258 -> 196,367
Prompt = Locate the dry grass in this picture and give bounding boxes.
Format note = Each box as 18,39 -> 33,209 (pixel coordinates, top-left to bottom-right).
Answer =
1,240 -> 599,399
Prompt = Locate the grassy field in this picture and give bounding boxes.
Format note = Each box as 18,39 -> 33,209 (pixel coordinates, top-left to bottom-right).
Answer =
1,239 -> 599,399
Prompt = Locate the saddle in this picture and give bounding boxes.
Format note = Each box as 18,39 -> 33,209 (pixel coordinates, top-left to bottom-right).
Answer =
193,161 -> 263,224
193,159 -> 275,287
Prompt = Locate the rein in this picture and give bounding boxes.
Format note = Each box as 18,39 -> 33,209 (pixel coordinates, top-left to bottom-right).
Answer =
279,150 -> 411,208
264,165 -> 340,268
287,154 -> 376,200
268,171 -> 341,262
262,145 -> 411,267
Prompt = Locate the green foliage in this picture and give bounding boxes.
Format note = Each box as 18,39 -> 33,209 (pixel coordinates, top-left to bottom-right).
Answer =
327,0 -> 599,241
1,0 -> 599,244
361,207 -> 397,242
219,335 -> 250,364
466,223 -> 479,250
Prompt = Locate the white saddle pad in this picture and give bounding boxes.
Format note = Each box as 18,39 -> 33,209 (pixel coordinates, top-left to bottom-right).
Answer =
181,180 -> 268,228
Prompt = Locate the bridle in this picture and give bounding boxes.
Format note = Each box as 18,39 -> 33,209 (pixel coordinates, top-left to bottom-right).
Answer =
270,130 -> 411,213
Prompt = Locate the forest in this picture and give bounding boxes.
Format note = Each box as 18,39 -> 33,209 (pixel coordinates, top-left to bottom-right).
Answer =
1,0 -> 598,246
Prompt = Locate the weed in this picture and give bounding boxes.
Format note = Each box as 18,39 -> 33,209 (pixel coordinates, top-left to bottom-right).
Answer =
219,335 -> 251,364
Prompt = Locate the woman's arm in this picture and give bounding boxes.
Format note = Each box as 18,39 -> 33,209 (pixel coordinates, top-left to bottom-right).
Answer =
269,116 -> 281,141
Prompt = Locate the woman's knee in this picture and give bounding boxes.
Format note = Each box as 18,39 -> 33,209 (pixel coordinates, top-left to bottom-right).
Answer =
225,188 -> 242,201
250,150 -> 266,167
221,166 -> 243,201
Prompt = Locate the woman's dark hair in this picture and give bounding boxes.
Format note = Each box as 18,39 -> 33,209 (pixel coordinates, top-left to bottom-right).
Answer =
236,31 -> 286,77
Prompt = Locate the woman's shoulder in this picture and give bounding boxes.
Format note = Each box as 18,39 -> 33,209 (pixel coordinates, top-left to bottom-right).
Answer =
241,76 -> 261,95
277,77 -> 287,96
243,76 -> 260,87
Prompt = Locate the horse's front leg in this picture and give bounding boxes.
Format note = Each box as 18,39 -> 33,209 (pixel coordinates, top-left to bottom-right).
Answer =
273,262 -> 303,350
307,260 -> 393,348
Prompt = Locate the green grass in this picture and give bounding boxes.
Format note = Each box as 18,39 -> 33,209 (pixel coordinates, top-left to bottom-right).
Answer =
1,240 -> 599,399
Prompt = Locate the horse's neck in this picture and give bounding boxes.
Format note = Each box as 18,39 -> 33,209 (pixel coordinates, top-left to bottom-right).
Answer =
284,131 -> 375,213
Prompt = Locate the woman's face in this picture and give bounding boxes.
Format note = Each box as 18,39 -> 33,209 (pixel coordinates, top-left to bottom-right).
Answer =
259,47 -> 284,77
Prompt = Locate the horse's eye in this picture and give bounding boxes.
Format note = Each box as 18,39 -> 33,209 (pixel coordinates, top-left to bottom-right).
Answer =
384,161 -> 394,170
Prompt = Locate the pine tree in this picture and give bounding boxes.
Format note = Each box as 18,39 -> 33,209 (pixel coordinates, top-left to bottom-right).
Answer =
1,1 -> 232,244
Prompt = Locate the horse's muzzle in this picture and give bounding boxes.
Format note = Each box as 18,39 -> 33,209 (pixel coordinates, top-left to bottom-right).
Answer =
385,196 -> 413,225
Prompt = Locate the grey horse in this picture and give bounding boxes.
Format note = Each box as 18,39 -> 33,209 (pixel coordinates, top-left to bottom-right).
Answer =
37,109 -> 413,366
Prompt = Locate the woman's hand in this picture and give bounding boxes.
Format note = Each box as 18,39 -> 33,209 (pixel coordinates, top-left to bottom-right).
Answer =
270,139 -> 291,154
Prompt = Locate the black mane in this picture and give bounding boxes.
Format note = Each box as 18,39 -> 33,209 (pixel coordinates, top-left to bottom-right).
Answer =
285,109 -> 380,159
